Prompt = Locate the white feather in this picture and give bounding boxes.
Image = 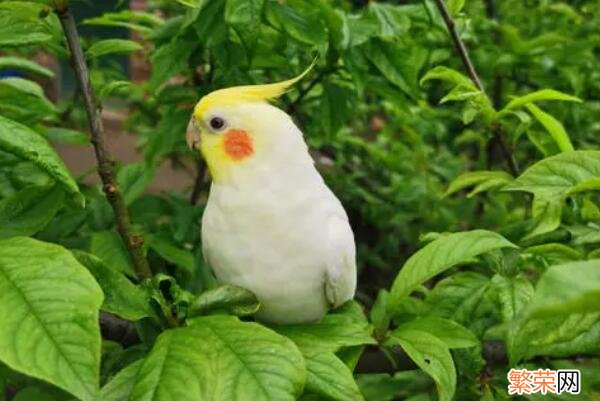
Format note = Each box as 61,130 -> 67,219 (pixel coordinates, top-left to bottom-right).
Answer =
201,103 -> 356,324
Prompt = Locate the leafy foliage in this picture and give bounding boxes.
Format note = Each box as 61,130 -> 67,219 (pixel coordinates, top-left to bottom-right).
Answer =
0,0 -> 599,400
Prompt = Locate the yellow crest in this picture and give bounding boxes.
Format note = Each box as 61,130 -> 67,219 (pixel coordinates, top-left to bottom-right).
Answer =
193,60 -> 316,118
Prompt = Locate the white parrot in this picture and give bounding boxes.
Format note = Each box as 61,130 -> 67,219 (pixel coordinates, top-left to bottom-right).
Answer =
186,68 -> 356,324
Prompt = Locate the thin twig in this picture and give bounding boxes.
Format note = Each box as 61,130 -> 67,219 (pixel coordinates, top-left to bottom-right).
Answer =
433,0 -> 519,176
55,2 -> 152,279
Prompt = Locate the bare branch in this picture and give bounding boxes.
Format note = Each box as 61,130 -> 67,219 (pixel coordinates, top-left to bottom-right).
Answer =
55,3 -> 152,279
433,0 -> 520,176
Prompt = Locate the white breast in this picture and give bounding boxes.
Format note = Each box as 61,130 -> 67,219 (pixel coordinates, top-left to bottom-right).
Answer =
201,164 -> 355,324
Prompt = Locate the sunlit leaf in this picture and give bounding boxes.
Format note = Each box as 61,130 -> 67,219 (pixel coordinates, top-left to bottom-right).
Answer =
0,237 -> 103,401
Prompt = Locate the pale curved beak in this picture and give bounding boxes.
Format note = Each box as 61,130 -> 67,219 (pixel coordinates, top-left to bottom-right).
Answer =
186,117 -> 201,150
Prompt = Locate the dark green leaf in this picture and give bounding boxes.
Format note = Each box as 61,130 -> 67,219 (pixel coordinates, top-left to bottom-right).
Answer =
0,184 -> 63,238
0,116 -> 82,205
387,329 -> 456,401
90,230 -> 136,277
389,230 -> 517,312
73,251 -> 153,321
188,285 -> 259,317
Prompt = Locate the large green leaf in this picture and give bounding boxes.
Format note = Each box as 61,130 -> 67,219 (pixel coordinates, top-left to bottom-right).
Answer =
389,230 -> 517,312
130,315 -> 305,401
387,329 -> 456,401
0,185 -> 64,238
505,151 -> 600,235
527,259 -> 600,317
86,39 -> 143,58
505,151 -> 600,197
0,116 -> 82,206
0,237 -> 103,401
301,351 -> 363,401
72,251 -> 153,321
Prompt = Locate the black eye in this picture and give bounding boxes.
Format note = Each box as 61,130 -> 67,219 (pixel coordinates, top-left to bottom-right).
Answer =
209,117 -> 225,130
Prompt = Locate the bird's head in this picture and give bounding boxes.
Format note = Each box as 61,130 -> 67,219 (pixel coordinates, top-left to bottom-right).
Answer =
187,64 -> 314,183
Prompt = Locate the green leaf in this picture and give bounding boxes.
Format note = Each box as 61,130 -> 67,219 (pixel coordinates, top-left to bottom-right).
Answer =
424,272 -> 490,323
302,350 -> 364,401
395,317 -> 478,349
86,39 -> 143,58
265,0 -> 327,45
11,386 -> 61,401
501,89 -> 581,113
150,40 -> 195,89
509,314 -> 600,363
490,274 -> 534,322
225,0 -> 264,28
363,39 -> 421,98
527,259 -> 600,317
130,315 -> 305,401
387,329 -> 456,401
367,3 -> 410,40
90,230 -> 136,277
525,103 -> 574,152
0,7 -> 53,47
99,81 -> 134,100
189,285 -> 259,317
0,56 -> 54,78
505,151 -> 600,234
0,237 -> 103,401
0,116 -> 82,205
73,251 -> 152,321
146,234 -> 194,275
0,184 -> 64,238
446,0 -> 466,16
100,360 -> 144,401
524,243 -> 583,264
420,66 -> 475,89
275,307 -> 376,352
83,11 -> 163,34
117,163 -> 154,206
389,230 -> 517,312
445,171 -> 513,197
45,127 -> 89,145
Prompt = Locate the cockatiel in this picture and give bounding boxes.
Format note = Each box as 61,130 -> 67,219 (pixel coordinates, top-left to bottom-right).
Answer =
186,67 -> 356,324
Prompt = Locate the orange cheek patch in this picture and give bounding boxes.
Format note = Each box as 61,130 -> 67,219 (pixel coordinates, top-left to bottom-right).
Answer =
223,129 -> 254,161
